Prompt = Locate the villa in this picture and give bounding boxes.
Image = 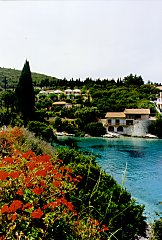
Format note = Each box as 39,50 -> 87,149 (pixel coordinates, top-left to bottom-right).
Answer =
156,86 -> 162,111
105,108 -> 151,137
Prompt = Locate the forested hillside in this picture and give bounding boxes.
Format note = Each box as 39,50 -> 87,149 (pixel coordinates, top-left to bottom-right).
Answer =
0,67 -> 58,89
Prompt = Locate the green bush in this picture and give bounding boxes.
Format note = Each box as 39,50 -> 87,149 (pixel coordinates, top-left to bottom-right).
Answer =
27,121 -> 56,142
56,148 -> 147,240
152,218 -> 162,240
84,122 -> 106,137
148,116 -> 162,138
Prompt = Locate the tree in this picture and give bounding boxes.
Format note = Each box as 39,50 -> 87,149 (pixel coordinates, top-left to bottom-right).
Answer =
15,60 -> 35,126
84,122 -> 106,136
123,74 -> 144,87
148,116 -> 162,138
27,121 -> 56,142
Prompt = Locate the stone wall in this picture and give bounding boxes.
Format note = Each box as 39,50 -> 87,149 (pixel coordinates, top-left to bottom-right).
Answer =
124,120 -> 151,137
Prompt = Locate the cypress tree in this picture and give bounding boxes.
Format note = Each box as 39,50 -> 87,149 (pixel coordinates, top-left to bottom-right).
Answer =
15,60 -> 35,126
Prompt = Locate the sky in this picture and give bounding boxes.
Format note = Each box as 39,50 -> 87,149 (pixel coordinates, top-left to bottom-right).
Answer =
0,0 -> 162,83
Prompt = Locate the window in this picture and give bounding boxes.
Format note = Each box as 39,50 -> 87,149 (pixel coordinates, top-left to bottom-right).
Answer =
126,120 -> 133,125
117,126 -> 123,132
108,126 -> 114,132
115,119 -> 120,125
108,119 -> 111,125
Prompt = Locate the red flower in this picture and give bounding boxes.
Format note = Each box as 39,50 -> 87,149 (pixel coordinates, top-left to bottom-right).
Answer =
10,200 -> 23,212
52,180 -> 61,188
98,224 -> 109,232
1,204 -> 9,213
11,213 -> 17,221
24,176 -> 31,184
27,162 -> 37,171
32,187 -> 44,195
66,167 -> 73,173
51,169 -> 58,175
65,174 -> 73,182
16,189 -> 24,196
35,169 -> 47,177
2,157 -> 14,164
39,180 -> 46,187
44,165 -> 53,171
44,201 -> 58,209
22,203 -> 33,210
31,208 -> 44,219
22,150 -> 35,159
0,170 -> 9,180
66,202 -> 74,211
36,155 -> 50,164
10,171 -> 21,179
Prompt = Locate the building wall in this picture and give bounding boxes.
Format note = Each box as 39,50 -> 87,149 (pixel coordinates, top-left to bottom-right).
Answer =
106,118 -> 126,125
141,114 -> 149,120
105,120 -> 151,137
125,120 -> 150,137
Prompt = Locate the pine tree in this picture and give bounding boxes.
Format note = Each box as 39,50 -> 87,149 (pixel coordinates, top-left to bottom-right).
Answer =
15,60 -> 35,126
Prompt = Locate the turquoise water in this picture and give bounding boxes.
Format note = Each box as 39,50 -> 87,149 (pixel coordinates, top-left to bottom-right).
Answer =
58,136 -> 162,222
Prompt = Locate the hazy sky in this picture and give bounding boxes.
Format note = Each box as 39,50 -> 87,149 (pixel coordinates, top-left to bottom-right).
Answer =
0,0 -> 162,83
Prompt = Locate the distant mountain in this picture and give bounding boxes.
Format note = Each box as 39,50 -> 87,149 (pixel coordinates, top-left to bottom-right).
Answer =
0,67 -> 59,89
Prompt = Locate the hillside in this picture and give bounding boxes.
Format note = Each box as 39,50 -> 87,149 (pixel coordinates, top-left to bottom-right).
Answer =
0,67 -> 59,89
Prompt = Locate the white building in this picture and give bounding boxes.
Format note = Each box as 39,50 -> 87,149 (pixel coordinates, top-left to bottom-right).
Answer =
105,108 -> 151,137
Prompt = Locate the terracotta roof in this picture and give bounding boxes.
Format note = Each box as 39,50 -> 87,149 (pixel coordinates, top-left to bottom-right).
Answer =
124,109 -> 150,114
157,86 -> 162,91
105,112 -> 126,118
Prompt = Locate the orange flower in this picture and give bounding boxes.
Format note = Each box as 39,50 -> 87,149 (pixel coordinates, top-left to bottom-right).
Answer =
0,170 -> 9,180
32,187 -> 44,195
1,204 -> 9,213
10,200 -> 23,212
16,189 -> 24,196
31,208 -> 44,219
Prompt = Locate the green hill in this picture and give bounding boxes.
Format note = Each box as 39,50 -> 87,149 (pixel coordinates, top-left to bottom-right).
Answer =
0,67 -> 59,89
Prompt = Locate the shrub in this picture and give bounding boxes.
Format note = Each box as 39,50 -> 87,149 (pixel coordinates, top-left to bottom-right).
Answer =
152,218 -> 162,240
27,121 -> 56,142
84,122 -> 106,137
0,128 -> 111,239
0,128 -> 147,240
56,148 -> 147,240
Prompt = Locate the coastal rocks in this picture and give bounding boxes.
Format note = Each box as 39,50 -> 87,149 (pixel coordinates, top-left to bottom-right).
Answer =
103,131 -> 120,138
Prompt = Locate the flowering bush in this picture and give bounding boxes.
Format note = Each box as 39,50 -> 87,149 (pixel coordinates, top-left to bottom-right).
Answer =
0,128 -> 110,239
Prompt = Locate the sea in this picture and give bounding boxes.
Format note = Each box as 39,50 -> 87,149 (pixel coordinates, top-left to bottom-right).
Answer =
55,136 -> 162,223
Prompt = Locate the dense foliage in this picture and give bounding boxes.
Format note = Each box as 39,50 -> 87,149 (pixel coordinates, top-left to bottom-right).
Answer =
152,218 -> 162,240
0,127 -> 147,239
148,116 -> 162,138
0,65 -> 160,137
27,121 -> 56,142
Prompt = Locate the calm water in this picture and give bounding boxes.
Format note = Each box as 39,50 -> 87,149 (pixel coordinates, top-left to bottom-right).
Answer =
57,136 -> 162,222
